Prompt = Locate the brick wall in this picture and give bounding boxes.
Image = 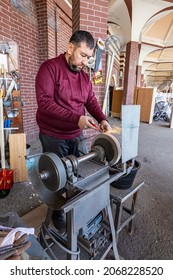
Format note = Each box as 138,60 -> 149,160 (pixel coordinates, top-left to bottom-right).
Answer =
0,0 -> 72,142
0,0 -> 40,142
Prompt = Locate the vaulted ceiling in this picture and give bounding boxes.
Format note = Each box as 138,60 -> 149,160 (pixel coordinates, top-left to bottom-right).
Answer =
108,0 -> 173,90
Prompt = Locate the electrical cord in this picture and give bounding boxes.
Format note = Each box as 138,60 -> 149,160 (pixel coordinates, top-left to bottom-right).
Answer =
40,222 -> 80,259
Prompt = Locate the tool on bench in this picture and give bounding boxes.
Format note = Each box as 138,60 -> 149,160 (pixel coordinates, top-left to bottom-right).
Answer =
89,121 -> 102,132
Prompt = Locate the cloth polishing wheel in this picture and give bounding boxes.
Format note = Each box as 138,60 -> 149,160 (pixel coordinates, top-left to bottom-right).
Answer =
91,133 -> 121,166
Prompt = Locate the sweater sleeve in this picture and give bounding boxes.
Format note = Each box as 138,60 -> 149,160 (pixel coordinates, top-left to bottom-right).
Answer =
35,61 -> 81,125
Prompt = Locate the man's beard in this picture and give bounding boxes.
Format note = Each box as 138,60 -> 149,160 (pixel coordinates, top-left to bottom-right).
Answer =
68,57 -> 82,72
69,62 -> 79,72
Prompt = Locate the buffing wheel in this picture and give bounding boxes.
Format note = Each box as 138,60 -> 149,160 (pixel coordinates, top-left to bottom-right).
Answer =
91,133 -> 121,165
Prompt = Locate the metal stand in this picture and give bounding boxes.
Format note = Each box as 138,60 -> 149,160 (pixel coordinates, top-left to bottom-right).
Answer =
110,181 -> 144,240
39,182 -> 119,260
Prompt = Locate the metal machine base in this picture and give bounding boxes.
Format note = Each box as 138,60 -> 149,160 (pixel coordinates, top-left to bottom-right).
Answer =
38,182 -> 119,260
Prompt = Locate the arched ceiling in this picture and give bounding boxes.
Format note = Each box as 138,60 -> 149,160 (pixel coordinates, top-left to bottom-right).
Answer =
142,11 -> 173,47
142,11 -> 173,89
108,0 -> 173,90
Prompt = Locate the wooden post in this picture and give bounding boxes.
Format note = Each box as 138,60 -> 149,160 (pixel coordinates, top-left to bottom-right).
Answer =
9,133 -> 28,182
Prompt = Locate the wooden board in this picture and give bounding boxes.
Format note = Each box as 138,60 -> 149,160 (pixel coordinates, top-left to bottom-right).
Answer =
22,204 -> 48,236
111,89 -> 123,117
133,86 -> 139,105
9,133 -> 28,182
136,87 -> 156,124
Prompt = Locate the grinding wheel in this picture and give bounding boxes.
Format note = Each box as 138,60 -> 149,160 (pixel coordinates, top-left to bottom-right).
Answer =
26,154 -> 67,210
39,153 -> 67,192
91,133 -> 121,165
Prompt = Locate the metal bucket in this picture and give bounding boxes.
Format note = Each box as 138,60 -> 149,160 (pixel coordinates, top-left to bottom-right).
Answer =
111,160 -> 141,189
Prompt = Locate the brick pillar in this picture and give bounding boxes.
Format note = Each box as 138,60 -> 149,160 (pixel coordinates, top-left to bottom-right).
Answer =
36,0 -> 57,62
36,0 -> 49,64
72,0 -> 80,33
119,52 -> 125,87
123,41 -> 139,104
72,0 -> 108,105
47,0 -> 57,58
72,0 -> 108,149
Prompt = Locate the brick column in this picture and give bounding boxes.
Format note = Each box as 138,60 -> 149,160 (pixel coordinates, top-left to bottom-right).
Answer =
123,41 -> 139,104
36,0 -> 58,62
72,0 -> 80,33
47,0 -> 57,58
72,0 -> 108,148
72,0 -> 108,107
119,52 -> 125,87
36,0 -> 49,64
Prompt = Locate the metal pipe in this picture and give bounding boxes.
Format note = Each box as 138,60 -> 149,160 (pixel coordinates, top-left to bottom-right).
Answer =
77,151 -> 98,164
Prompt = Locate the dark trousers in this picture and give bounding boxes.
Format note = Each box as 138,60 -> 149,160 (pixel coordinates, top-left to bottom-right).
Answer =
39,133 -> 88,158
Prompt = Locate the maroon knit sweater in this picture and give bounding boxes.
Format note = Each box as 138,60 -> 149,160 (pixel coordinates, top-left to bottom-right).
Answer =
35,53 -> 107,139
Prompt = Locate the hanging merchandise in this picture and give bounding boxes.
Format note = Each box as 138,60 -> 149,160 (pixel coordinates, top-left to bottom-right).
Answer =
93,38 -> 105,85
87,57 -> 95,80
0,41 -> 23,133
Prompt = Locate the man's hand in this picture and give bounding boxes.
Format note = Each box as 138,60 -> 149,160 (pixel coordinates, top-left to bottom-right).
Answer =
78,116 -> 111,132
78,116 -> 100,131
100,120 -> 111,132
3,233 -> 31,260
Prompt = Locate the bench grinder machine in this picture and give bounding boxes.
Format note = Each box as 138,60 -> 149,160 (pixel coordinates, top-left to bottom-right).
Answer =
26,105 -> 140,260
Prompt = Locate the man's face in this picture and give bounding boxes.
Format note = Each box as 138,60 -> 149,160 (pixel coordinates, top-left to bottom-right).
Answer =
67,42 -> 94,72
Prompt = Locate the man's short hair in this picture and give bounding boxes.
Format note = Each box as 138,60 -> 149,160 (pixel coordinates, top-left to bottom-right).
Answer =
69,30 -> 95,50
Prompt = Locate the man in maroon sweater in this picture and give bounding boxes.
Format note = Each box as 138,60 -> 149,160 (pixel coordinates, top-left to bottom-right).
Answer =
35,30 -> 111,230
